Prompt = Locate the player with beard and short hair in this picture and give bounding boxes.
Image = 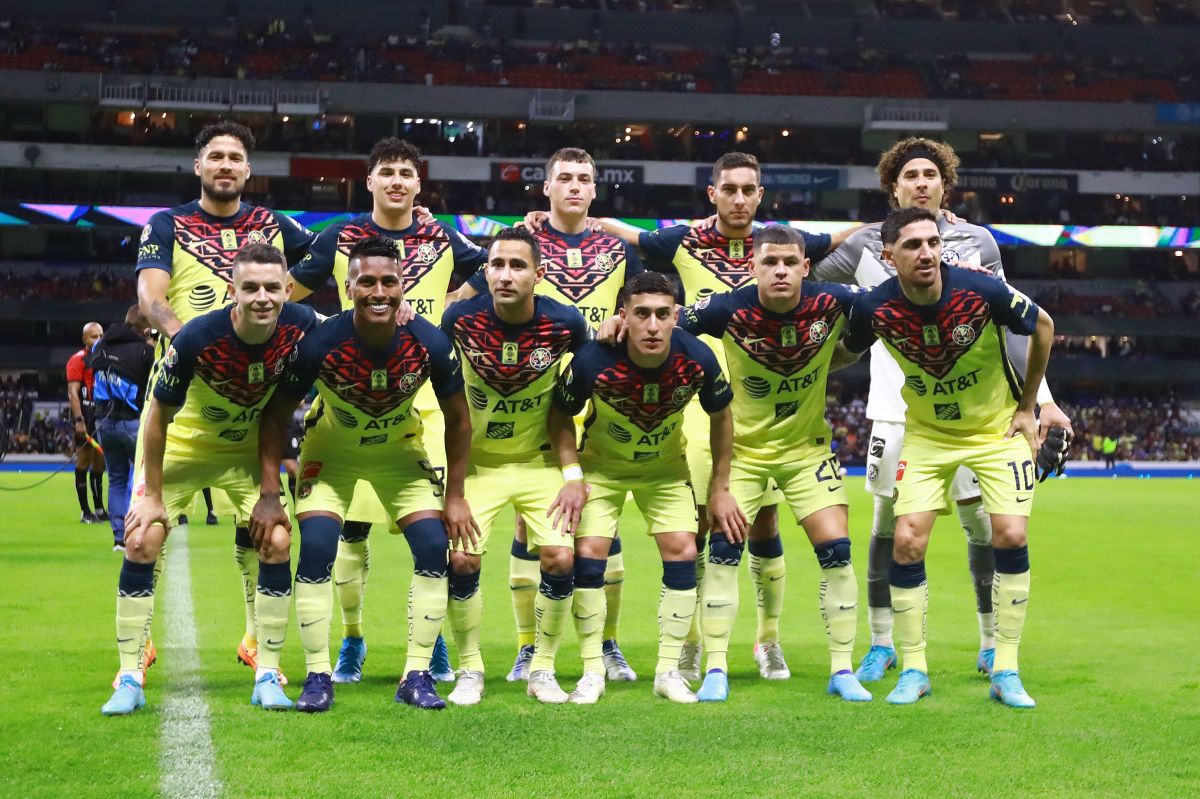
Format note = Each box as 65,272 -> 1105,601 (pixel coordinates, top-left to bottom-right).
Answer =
102,244 -> 319,715
134,120 -> 316,684
840,207 -> 1055,708
452,147 -> 645,683
812,137 -> 1072,683
288,137 -> 486,685
440,227 -> 590,705
253,235 -> 474,712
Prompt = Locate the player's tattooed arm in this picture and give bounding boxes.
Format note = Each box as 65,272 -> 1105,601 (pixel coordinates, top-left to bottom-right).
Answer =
137,269 -> 183,338
439,390 -> 481,549
706,406 -> 748,544
124,399 -> 177,549
546,404 -> 589,535
249,391 -> 298,546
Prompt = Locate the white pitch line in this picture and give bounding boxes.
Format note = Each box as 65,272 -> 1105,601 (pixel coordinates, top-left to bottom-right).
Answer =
157,524 -> 222,799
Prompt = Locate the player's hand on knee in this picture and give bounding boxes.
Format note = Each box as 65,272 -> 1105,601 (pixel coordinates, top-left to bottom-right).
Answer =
443,496 -> 480,550
596,315 -> 627,344
125,497 -> 168,550
1007,407 -> 1039,461
250,494 -> 290,548
548,480 -> 590,536
262,523 -> 292,560
707,488 -> 749,544
1036,425 -> 1072,483
518,211 -> 549,232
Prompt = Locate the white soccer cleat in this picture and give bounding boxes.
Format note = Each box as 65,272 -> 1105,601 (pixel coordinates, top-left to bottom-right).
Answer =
569,671 -> 606,705
447,670 -> 485,707
754,640 -> 791,680
653,670 -> 698,704
526,670 -> 569,704
602,639 -> 637,682
678,642 -> 702,682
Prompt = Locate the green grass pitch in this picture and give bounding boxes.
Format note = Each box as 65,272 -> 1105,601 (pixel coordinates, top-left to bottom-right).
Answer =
2,474 -> 1198,798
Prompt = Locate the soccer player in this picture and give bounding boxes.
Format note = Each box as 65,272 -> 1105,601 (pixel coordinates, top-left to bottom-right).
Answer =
550,271 -> 740,704
441,227 -> 590,705
67,322 -> 107,523
89,306 -> 155,550
102,243 -> 319,715
595,153 -> 836,681
812,137 -> 1072,681
252,235 -> 473,712
672,224 -> 871,703
451,147 -> 644,682
841,207 -> 1054,707
288,137 -> 485,685
135,120 -> 316,681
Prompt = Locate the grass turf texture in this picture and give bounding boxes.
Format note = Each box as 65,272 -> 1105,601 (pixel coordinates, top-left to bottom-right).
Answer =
2,475 -> 1198,798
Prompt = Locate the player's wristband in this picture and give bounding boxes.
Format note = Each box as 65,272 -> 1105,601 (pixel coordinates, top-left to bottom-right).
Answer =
562,464 -> 584,482
1036,378 -> 1054,407
74,416 -> 84,422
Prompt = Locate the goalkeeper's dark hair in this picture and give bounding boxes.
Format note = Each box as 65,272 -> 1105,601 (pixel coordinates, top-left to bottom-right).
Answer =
347,234 -> 401,269
368,137 -> 422,175
711,152 -> 760,186
881,207 -> 939,246
620,272 -> 676,307
231,242 -> 287,274
755,224 -> 805,253
195,120 -> 255,154
489,226 -> 541,269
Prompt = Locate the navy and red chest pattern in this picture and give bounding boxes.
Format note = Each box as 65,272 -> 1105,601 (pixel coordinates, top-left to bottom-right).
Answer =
193,322 -> 305,407
873,288 -> 991,379
319,332 -> 430,417
593,352 -> 705,432
337,221 -> 450,292
681,228 -> 754,290
451,311 -> 574,397
725,292 -> 842,376
174,205 -> 279,284
537,230 -> 626,302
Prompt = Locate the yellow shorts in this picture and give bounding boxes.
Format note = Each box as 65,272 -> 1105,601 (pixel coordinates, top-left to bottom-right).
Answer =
131,454 -> 259,526
730,447 -> 847,526
460,457 -> 569,555
341,388 -> 445,526
576,462 -> 699,538
894,433 -> 1035,517
296,440 -> 444,530
684,398 -> 784,509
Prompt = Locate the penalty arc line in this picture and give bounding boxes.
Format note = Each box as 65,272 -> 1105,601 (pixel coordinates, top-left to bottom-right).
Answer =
158,524 -> 222,799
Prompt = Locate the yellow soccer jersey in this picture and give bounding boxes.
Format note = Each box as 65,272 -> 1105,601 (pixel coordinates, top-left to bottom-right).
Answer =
680,282 -> 857,464
466,223 -> 643,329
442,293 -> 589,465
152,303 -> 319,459
290,214 -> 486,322
136,200 -> 315,325
554,332 -> 732,474
278,311 -> 463,450
845,266 -> 1040,445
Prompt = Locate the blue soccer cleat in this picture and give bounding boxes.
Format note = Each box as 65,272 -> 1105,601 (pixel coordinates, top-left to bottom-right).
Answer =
251,671 -> 293,711
101,674 -> 146,716
828,670 -> 873,702
976,647 -> 995,677
854,645 -> 897,683
430,634 -> 455,683
990,670 -> 1036,708
296,672 -> 334,713
332,636 -> 367,684
697,669 -> 729,702
506,644 -> 535,682
395,670 -> 446,710
886,669 -> 931,705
